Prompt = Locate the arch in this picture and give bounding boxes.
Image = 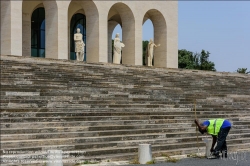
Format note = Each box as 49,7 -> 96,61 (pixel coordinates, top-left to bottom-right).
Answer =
1,1 -> 22,56
43,0 -> 58,59
108,2 -> 135,65
68,0 -> 99,63
70,13 -> 86,60
142,19 -> 154,65
142,9 -> 167,67
22,0 -> 58,59
22,1 -> 43,56
31,7 -> 45,57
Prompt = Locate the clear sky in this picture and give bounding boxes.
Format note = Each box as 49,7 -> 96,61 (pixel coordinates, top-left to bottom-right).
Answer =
112,1 -> 250,72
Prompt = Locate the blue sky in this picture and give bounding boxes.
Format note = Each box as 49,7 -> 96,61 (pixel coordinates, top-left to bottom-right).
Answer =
113,1 -> 250,72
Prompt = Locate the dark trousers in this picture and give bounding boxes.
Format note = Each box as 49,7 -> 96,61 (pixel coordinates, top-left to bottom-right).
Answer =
214,127 -> 231,154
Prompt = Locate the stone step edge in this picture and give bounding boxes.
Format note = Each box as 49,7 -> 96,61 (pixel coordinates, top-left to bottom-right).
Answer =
1,132 -> 249,144
2,136 -> 250,153
1,118 -> 245,122
2,141 -> 250,159
1,108 -> 247,110
1,114 -> 248,118
0,141 -> 209,158
2,121 -> 249,127
2,146 -> 250,166
1,127 -> 249,137
1,120 -> 249,126
0,124 -> 248,132
2,55 -> 250,77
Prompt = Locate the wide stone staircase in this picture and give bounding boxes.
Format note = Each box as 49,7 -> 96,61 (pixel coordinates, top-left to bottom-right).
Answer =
1,55 -> 250,165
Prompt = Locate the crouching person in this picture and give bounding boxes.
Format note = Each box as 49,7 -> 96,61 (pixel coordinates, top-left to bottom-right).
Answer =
194,118 -> 231,158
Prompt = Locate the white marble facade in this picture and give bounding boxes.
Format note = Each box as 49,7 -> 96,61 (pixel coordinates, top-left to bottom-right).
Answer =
0,0 -> 178,68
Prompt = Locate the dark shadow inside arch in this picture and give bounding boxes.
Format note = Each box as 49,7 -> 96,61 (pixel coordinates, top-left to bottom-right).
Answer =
31,7 -> 45,58
70,13 -> 86,61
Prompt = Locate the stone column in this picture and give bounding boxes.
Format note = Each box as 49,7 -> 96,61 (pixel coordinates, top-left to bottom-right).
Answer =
98,10 -> 108,63
83,1 -> 100,63
166,6 -> 178,69
149,9 -> 167,68
120,7 -> 135,66
0,0 -> 22,56
134,18 -> 143,66
44,1 -> 69,60
57,1 -> 70,60
22,11 -> 30,57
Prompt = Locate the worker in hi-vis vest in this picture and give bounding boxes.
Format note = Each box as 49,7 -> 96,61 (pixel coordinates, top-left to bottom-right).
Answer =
194,118 -> 232,158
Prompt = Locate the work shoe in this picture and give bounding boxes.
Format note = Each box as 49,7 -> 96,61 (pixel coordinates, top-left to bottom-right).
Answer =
208,155 -> 220,159
208,154 -> 220,159
208,152 -> 220,159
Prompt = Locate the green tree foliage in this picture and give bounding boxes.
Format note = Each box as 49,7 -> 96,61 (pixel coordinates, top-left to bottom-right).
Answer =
178,49 -> 216,71
236,68 -> 250,74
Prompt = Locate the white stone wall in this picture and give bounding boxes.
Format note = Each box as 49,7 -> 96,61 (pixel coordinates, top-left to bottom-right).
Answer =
0,0 -> 178,68
1,0 -> 22,56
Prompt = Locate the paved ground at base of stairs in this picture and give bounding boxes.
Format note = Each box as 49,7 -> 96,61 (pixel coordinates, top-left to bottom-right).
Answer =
127,157 -> 250,166
82,152 -> 250,166
126,152 -> 250,166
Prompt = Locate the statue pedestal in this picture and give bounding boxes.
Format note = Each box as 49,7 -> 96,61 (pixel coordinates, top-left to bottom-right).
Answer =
138,144 -> 152,164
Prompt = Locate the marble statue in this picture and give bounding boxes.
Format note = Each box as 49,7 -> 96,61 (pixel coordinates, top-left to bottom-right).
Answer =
147,39 -> 160,66
74,28 -> 85,61
113,33 -> 125,64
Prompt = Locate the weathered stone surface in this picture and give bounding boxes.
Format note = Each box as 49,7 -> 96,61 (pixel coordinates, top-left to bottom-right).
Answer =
5,92 -> 40,96
0,55 -> 250,165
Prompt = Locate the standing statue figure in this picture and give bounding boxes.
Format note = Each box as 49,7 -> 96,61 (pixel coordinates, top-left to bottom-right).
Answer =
113,33 -> 125,64
147,39 -> 160,66
74,28 -> 85,61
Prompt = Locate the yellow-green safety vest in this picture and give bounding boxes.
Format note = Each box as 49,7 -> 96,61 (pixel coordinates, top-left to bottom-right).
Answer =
207,119 -> 225,136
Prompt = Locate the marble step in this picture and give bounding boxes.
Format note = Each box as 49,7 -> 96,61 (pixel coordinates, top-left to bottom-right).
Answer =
0,136 -> 204,154
2,117 -> 249,128
2,111 -> 249,118
2,140 -> 250,164
3,99 -> 228,106
1,55 -> 250,164
0,115 -> 244,123
1,123 -> 249,133
1,109 -> 248,114
1,127 -> 250,141
2,130 -> 250,149
3,136 -> 250,155
0,127 -> 197,141
1,124 -> 248,134
2,107 -> 247,113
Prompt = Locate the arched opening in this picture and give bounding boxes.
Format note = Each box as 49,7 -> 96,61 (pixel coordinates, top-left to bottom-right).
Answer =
1,1 -> 22,56
142,9 -> 167,67
31,7 -> 45,57
142,19 -> 154,65
68,0 -> 99,63
108,24 -> 122,63
70,13 -> 86,61
108,3 -> 135,65
22,1 -> 44,57
23,1 -> 59,59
